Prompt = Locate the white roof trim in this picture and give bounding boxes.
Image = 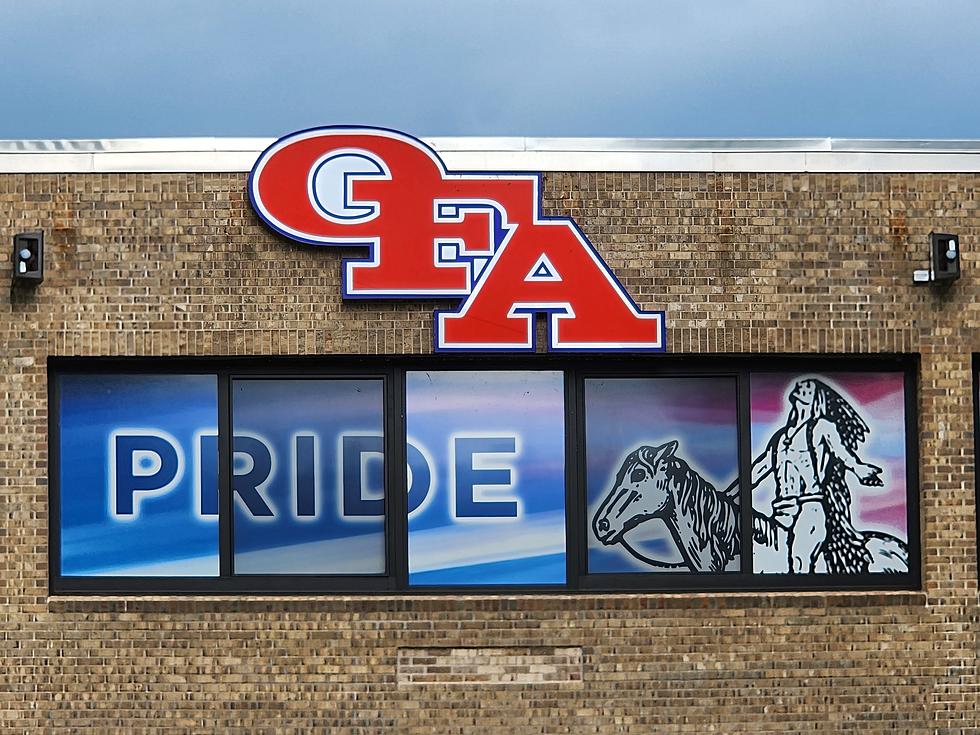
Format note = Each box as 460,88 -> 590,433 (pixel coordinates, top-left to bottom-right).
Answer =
2,137 -> 980,173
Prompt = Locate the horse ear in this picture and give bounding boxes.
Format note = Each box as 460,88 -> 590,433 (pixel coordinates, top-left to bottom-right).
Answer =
652,440 -> 678,465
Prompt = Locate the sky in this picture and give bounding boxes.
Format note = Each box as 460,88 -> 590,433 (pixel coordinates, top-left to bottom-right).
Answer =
1,1 -> 979,140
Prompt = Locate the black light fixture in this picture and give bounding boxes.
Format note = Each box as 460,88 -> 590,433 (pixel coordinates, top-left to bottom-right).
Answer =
913,232 -> 960,287
12,231 -> 43,284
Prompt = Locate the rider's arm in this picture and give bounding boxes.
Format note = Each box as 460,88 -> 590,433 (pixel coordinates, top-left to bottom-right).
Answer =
723,436 -> 776,497
815,419 -> 882,482
749,437 -> 777,485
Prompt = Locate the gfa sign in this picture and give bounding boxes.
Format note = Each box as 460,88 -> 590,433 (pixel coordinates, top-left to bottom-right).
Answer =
248,126 -> 665,351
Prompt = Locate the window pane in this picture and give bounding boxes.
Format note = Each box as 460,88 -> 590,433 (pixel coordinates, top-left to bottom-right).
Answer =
232,379 -> 385,575
406,371 -> 566,586
59,374 -> 219,577
749,373 -> 909,575
586,377 -> 740,574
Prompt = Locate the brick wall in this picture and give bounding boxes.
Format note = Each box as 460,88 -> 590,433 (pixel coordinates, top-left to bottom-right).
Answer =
1,170 -> 977,733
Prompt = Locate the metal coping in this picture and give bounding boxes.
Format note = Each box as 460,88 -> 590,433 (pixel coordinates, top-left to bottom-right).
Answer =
3,137 -> 980,173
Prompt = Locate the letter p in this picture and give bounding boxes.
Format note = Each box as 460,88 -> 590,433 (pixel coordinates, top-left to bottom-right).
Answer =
111,431 -> 182,519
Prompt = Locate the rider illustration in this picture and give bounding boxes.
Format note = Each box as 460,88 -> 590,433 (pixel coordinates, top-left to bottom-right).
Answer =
748,377 -> 883,573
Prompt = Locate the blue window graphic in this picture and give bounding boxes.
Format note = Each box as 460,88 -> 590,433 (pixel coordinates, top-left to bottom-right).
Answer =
59,374 -> 220,577
231,379 -> 386,575
406,371 -> 566,586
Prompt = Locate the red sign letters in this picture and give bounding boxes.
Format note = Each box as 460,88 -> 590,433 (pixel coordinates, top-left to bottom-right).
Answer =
249,127 -> 664,351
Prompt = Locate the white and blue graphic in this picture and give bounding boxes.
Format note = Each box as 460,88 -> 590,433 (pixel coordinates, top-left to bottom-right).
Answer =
231,379 -> 386,574
59,374 -> 220,577
586,377 -> 740,573
406,371 -> 566,586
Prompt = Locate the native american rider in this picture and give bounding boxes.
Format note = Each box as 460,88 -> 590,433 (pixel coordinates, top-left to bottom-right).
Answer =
748,378 -> 883,574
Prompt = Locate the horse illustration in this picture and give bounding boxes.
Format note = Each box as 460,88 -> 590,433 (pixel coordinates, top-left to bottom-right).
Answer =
592,441 -> 739,572
592,440 -> 908,574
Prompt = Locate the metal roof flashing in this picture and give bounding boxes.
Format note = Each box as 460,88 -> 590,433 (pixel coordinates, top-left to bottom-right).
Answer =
1,137 -> 980,173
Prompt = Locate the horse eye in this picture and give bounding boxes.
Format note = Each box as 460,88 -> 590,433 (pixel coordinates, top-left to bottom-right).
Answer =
630,468 -> 645,483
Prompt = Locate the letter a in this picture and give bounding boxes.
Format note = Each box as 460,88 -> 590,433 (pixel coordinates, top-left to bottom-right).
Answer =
436,221 -> 664,351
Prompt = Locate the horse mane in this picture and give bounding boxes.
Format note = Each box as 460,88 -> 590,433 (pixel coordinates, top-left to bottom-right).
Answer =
662,455 -> 741,572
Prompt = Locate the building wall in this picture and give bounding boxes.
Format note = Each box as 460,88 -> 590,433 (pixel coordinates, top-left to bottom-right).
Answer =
1,170 -> 978,733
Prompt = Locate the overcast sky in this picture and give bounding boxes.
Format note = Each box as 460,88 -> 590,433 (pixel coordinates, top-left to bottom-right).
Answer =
2,1 -> 979,140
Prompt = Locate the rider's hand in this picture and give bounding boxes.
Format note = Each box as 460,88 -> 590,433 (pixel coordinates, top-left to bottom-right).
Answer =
771,497 -> 800,530
856,463 -> 884,486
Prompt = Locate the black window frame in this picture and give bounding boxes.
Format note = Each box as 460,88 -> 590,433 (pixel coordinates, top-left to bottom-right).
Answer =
49,353 -> 920,594
972,355 -> 980,580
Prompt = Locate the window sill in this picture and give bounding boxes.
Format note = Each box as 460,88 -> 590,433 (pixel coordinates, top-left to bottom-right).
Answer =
47,588 -> 927,614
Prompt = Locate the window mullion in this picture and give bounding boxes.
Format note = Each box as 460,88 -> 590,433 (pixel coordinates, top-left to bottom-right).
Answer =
736,369 -> 755,576
387,367 -> 409,590
564,368 -> 582,590
217,371 -> 233,578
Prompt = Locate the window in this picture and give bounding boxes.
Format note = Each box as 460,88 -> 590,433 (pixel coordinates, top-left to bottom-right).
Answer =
748,372 -> 911,576
406,371 -> 566,586
58,373 -> 219,577
231,378 -> 386,575
50,357 -> 919,593
971,359 -> 980,578
584,376 -> 739,574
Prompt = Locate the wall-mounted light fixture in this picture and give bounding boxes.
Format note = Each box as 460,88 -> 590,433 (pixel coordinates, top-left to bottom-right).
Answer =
913,232 -> 960,287
12,231 -> 44,285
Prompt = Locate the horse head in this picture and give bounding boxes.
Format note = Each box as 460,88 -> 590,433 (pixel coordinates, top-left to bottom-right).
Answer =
592,440 -> 678,545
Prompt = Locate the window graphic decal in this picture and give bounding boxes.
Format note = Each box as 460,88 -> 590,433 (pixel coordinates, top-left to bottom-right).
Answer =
749,374 -> 909,575
586,378 -> 740,573
405,370 -> 566,585
58,374 -> 220,577
51,360 -> 917,593
231,379 -> 386,575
